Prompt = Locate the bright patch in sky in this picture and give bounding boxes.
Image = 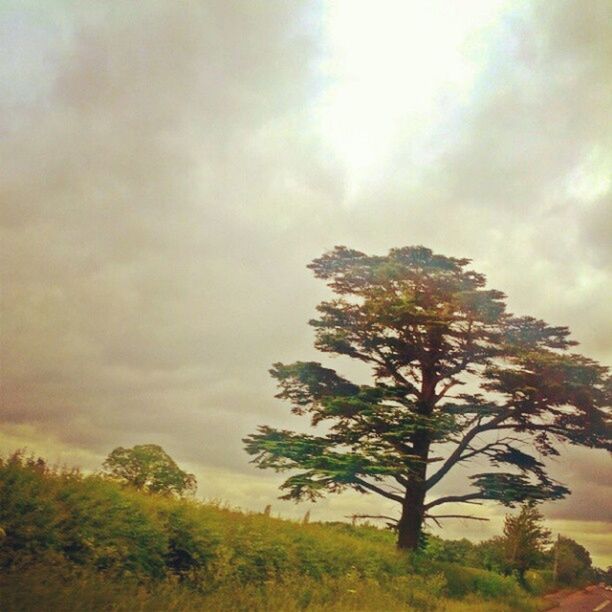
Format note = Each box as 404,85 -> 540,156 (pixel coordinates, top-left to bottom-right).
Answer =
319,0 -> 509,195
565,146 -> 612,203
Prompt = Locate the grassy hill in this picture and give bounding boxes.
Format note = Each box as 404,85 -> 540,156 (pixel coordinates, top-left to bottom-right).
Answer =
0,452 -> 548,611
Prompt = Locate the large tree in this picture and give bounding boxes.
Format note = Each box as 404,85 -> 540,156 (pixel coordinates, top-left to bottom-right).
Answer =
244,246 -> 611,549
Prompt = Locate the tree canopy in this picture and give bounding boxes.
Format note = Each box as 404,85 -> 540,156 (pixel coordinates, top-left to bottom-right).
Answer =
244,246 -> 611,549
102,444 -> 196,497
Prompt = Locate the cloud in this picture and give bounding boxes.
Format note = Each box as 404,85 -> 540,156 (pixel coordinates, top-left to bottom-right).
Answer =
1,0 -> 332,461
0,0 -> 610,551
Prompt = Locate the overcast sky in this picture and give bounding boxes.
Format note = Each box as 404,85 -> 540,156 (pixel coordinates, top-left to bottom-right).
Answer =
1,0 -> 610,564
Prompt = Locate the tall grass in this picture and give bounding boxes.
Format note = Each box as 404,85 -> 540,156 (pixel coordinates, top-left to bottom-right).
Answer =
0,452 -> 542,611
0,562 -> 539,612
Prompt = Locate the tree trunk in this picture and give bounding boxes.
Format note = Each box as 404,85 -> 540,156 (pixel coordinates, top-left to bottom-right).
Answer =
397,481 -> 426,549
397,421 -> 431,550
396,367 -> 436,550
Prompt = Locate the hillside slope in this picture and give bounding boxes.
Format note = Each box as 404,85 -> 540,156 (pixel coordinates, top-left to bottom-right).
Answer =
0,452 -> 543,611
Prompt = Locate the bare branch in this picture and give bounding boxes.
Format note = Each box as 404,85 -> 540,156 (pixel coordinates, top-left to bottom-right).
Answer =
354,477 -> 404,503
429,515 -> 443,528
424,492 -> 485,510
394,473 -> 409,487
426,408 -> 515,490
425,514 -> 489,522
346,514 -> 398,523
435,379 -> 461,402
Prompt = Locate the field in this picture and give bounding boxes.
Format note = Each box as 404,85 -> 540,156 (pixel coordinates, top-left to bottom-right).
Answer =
0,453 -> 548,611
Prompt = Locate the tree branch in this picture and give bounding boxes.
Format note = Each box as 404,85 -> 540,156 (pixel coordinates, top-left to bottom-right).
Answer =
434,319 -> 475,394
394,473 -> 409,486
346,514 -> 398,523
372,347 -> 421,397
456,437 -> 523,463
424,492 -> 485,510
425,514 -> 489,522
353,477 -> 404,503
425,408 -> 515,490
435,379 -> 461,402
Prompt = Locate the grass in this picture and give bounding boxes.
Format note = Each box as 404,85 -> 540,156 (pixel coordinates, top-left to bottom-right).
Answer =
0,452 -> 545,611
0,562 -> 540,612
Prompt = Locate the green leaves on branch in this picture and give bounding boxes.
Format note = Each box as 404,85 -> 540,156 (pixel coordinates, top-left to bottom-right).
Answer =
470,472 -> 569,506
270,361 -> 461,446
270,362 -> 359,415
243,426 -> 404,501
483,350 -> 611,450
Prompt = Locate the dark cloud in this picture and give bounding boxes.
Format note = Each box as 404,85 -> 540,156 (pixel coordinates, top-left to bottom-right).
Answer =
1,0 -> 331,460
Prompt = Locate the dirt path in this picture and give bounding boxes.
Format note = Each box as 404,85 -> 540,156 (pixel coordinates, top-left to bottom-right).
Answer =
546,585 -> 611,611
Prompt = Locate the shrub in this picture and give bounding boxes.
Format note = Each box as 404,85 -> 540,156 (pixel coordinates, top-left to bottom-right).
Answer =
438,563 -> 522,600
524,569 -> 555,595
159,503 -> 220,579
0,450 -> 544,611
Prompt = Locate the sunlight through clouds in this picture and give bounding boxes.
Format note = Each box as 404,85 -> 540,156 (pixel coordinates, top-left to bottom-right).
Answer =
317,0 -> 510,196
564,146 -> 611,203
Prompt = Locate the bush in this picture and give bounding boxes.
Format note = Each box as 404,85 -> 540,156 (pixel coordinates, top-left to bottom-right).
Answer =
524,569 -> 555,595
0,452 -> 413,585
0,452 -> 168,577
438,563 -> 523,600
0,451 -> 544,611
159,503 -> 221,579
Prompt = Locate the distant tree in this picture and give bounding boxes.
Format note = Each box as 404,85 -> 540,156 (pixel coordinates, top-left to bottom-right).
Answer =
425,536 -> 475,564
473,537 -> 507,573
502,504 -> 551,581
555,536 -> 592,585
589,566 -> 609,585
102,444 -> 196,497
244,246 -> 611,550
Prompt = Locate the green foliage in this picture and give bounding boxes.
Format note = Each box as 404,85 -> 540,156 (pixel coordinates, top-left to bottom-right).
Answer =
469,472 -> 569,506
0,560 -> 535,612
425,537 -> 477,565
524,569 -> 555,595
102,444 -> 197,497
0,451 -> 169,577
471,537 -> 508,574
160,503 -> 220,579
0,451 -> 414,584
0,559 -> 542,612
439,563 -> 523,600
0,451 -> 548,610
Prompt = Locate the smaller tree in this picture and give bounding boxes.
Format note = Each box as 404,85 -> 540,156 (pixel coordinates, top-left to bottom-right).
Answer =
102,444 -> 196,497
472,537 -> 507,573
502,503 -> 551,581
555,536 -> 592,585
